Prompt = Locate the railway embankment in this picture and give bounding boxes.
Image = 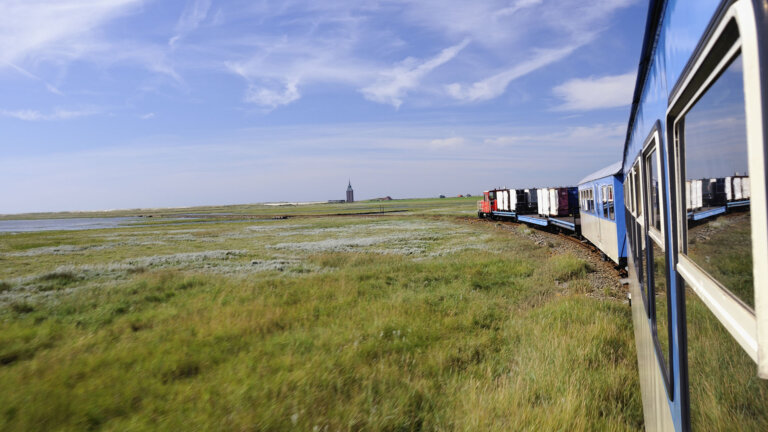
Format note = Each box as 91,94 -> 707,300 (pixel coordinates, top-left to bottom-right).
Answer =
465,217 -> 626,302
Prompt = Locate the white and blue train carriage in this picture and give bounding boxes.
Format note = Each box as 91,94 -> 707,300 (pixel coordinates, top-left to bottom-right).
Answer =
622,0 -> 768,430
577,162 -> 626,265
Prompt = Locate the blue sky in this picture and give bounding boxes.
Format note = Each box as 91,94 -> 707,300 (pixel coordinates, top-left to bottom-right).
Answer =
0,0 -> 647,213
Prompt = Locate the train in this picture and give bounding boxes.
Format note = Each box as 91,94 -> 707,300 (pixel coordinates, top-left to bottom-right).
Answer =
479,0 -> 768,430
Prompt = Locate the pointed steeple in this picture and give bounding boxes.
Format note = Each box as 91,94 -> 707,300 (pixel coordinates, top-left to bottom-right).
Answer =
346,179 -> 354,203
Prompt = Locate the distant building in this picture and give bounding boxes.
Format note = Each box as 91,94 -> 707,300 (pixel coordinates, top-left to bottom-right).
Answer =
346,180 -> 354,203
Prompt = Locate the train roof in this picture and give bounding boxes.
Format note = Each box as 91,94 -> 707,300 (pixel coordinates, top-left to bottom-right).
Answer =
577,161 -> 622,185
622,0 -> 665,171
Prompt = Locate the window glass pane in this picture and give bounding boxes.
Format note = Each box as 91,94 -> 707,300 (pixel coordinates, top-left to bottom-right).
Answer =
608,186 -> 615,220
634,168 -> 643,217
648,150 -> 661,231
639,226 -> 647,311
682,54 -> 753,309
652,241 -> 670,374
686,282 -> 768,429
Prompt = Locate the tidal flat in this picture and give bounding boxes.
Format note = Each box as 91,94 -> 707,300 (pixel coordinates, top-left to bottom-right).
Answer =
1,206 -> 645,431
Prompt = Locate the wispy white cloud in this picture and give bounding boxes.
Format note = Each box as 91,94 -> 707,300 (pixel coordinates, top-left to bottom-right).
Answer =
244,81 -> 301,108
1,108 -> 100,121
484,123 -> 625,154
429,137 -> 466,149
170,0 -> 212,47
552,71 -> 636,111
361,39 -> 469,108
0,0 -> 184,91
219,0 -> 638,108
0,0 -> 640,115
139,112 -> 156,120
446,45 -> 578,103
0,0 -> 144,65
493,0 -> 544,19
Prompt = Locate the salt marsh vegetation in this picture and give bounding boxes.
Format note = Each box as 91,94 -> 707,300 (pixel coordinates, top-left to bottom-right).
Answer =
0,210 -> 644,430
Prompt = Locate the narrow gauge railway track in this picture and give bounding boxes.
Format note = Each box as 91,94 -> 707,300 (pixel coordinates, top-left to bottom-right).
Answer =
467,216 -> 628,280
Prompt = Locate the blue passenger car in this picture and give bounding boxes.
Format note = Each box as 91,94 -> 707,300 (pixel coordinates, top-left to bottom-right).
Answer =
577,162 -> 626,264
622,0 -> 768,430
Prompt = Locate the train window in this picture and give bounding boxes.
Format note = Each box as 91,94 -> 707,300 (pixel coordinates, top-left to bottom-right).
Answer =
629,171 -> 636,215
643,136 -> 671,381
603,185 -> 615,221
608,186 -> 615,220
651,241 -> 671,381
647,149 -> 662,232
678,54 -> 753,310
580,189 -> 590,214
639,222 -> 648,315
633,166 -> 643,219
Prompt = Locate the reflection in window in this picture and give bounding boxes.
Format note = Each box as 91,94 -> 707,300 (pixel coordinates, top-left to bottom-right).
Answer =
639,230 -> 647,312
685,283 -> 768,429
608,186 -> 615,221
648,150 -> 661,231
652,242 -> 670,375
634,167 -> 643,218
682,54 -> 753,309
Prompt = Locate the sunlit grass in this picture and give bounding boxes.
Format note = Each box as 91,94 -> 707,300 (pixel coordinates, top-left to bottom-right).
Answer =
0,214 -> 645,430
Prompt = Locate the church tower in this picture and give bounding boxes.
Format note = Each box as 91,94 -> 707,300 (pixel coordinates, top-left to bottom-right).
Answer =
346,180 -> 354,203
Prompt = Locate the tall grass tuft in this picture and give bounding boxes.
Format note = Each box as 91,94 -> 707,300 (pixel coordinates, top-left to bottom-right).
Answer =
548,254 -> 593,281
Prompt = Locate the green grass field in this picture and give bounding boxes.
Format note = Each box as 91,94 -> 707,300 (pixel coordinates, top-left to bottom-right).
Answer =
0,196 -> 481,221
0,199 -> 765,430
0,200 -> 643,430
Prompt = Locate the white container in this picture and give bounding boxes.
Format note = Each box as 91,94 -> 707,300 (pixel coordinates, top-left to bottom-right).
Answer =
725,176 -> 733,201
734,177 -> 743,200
549,188 -> 558,216
540,188 -> 549,216
510,189 -> 517,211
695,180 -> 703,209
686,181 -> 692,211
536,190 -> 543,215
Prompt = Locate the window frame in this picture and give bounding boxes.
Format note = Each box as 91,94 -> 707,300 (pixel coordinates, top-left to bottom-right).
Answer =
632,159 -> 651,319
607,185 -> 615,221
667,3 -> 768,374
642,131 -> 673,392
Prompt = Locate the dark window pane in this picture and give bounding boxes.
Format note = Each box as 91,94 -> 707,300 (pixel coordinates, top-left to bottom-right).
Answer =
652,241 -> 670,374
634,169 -> 643,217
686,282 -> 768,429
639,228 -> 647,312
682,54 -> 753,309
